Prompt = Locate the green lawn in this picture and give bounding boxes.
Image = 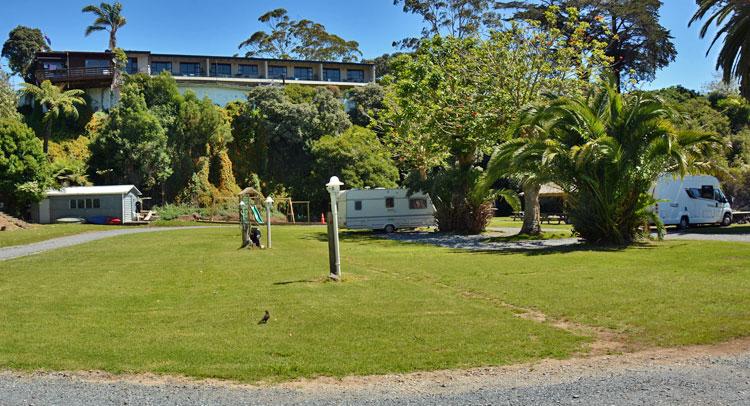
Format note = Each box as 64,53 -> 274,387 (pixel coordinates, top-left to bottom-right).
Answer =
0,224 -> 129,248
1,226 -> 750,383
483,230 -> 574,242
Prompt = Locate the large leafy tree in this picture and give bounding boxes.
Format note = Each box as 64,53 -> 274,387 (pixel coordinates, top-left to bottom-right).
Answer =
228,85 -> 351,200
20,80 -> 86,153
690,0 -> 750,99
238,8 -> 362,62
310,125 -> 400,203
0,118 -> 50,216
497,0 -> 677,92
516,80 -> 718,244
1,26 -> 51,83
89,84 -> 171,192
382,9 -> 608,234
392,0 -> 500,48
82,2 -> 127,98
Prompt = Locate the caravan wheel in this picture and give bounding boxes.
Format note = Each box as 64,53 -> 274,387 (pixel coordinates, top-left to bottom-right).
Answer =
384,224 -> 396,234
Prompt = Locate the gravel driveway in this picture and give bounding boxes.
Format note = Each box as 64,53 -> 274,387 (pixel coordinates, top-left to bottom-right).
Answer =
1,341 -> 749,405
0,226 -> 225,261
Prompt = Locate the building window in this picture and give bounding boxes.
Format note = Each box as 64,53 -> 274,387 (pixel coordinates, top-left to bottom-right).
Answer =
70,199 -> 77,209
323,68 -> 340,82
180,62 -> 202,76
152,61 -> 172,74
238,64 -> 258,77
210,63 -> 231,77
347,69 -> 364,82
409,198 -> 427,210
126,58 -> 138,74
93,198 -> 101,208
385,197 -> 395,209
294,67 -> 313,80
354,201 -> 362,211
85,199 -> 93,209
85,59 -> 109,68
268,65 -> 287,79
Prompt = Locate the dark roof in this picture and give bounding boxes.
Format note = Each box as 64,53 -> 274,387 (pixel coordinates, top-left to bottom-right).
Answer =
35,50 -> 373,67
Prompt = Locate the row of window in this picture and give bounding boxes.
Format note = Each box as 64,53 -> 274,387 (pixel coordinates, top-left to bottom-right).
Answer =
70,198 -> 101,209
148,61 -> 365,81
354,198 -> 428,211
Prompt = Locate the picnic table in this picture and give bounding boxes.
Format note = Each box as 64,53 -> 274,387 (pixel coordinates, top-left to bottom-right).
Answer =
541,213 -> 567,224
510,211 -> 524,221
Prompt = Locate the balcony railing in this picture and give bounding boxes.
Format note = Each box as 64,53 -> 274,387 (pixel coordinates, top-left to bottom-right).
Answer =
37,66 -> 114,82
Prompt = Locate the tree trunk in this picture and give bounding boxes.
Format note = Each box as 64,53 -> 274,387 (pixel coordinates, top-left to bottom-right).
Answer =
109,32 -> 120,103
43,121 -> 51,154
520,183 -> 542,236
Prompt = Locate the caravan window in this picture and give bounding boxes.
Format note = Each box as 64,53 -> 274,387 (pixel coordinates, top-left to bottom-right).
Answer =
354,201 -> 362,211
385,197 -> 395,208
700,185 -> 714,199
409,198 -> 427,209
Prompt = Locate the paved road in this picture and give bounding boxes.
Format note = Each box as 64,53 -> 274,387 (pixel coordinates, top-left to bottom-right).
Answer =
0,226 -> 225,261
1,344 -> 749,405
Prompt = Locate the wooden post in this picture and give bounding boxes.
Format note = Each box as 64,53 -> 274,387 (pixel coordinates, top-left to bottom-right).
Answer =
326,211 -> 337,277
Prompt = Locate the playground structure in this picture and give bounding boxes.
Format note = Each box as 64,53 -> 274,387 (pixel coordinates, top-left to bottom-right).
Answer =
204,187 -> 312,224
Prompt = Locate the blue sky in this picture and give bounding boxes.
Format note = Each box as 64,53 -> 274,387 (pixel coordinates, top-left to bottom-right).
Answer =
1,0 -> 721,91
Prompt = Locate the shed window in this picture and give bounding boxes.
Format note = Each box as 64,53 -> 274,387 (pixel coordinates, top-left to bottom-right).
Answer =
77,199 -> 85,209
385,197 -> 395,209
93,198 -> 101,208
70,199 -> 77,209
85,198 -> 92,208
409,198 -> 427,209
354,201 -> 362,211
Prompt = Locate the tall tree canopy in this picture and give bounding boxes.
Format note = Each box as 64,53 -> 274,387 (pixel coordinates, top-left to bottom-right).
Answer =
0,71 -> 20,120
497,0 -> 676,91
392,0 -> 500,48
0,118 -> 50,216
238,8 -> 362,62
691,0 -> 750,99
1,26 -> 51,83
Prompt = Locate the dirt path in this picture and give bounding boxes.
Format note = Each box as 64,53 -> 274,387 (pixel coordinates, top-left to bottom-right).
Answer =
0,226 -> 227,261
2,338 -> 749,405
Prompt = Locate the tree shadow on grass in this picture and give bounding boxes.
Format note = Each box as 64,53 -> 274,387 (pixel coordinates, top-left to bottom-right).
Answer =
669,224 -> 750,236
463,241 -> 656,257
302,230 -> 388,244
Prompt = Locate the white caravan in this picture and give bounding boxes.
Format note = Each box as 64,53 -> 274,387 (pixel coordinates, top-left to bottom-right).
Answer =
652,174 -> 732,228
336,188 -> 436,232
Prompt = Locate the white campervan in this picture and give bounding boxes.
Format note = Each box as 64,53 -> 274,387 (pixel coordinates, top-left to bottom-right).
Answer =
336,188 -> 436,233
652,174 -> 733,229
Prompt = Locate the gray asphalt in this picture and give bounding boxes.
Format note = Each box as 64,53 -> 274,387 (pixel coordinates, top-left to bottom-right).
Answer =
1,349 -> 749,405
0,226 -> 225,261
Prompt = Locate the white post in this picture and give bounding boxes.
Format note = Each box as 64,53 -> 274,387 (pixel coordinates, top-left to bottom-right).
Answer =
265,196 -> 273,249
326,176 -> 344,280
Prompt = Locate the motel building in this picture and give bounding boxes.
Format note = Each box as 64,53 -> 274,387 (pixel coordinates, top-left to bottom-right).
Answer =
32,50 -> 376,110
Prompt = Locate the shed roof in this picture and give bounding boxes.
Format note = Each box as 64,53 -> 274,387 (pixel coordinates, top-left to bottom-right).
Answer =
45,185 -> 142,197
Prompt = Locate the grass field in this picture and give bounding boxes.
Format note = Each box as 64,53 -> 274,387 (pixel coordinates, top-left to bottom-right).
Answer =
1,226 -> 750,383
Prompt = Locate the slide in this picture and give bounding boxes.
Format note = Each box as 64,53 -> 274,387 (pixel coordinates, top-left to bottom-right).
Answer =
250,205 -> 265,225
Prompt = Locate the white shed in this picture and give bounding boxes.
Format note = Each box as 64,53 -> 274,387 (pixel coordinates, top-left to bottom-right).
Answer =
31,185 -> 142,224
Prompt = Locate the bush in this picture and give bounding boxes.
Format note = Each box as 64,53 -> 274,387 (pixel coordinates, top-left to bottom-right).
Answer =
0,118 -> 50,216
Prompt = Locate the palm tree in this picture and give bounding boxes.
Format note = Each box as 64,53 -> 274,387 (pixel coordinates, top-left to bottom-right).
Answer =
82,2 -> 126,98
484,105 -> 558,236
497,79 -> 719,244
21,81 -> 86,153
690,0 -> 750,98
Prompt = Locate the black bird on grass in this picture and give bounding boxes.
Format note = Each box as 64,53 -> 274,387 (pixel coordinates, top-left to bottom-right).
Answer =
258,310 -> 270,325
